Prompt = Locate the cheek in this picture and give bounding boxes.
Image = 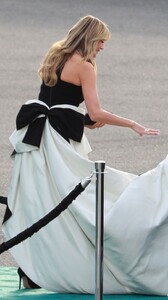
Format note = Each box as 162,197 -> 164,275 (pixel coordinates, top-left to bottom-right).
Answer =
97,41 -> 104,50
100,42 -> 104,48
96,42 -> 101,50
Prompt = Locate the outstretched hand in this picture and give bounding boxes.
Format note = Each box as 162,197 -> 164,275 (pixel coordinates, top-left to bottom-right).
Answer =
132,122 -> 160,136
86,120 -> 160,135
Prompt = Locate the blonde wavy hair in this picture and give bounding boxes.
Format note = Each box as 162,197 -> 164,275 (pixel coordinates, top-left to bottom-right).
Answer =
38,15 -> 111,86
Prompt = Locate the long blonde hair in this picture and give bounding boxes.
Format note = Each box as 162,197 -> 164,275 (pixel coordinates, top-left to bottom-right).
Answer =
38,15 -> 110,86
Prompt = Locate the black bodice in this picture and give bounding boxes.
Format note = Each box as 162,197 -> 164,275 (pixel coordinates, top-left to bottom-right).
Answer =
38,75 -> 84,107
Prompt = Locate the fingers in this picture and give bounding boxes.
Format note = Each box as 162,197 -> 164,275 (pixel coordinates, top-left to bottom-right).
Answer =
93,122 -> 105,128
85,122 -> 105,129
133,123 -> 160,136
97,122 -> 105,128
144,128 -> 160,136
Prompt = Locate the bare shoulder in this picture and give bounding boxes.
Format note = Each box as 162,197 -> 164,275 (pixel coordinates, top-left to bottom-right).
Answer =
80,60 -> 94,72
78,61 -> 96,82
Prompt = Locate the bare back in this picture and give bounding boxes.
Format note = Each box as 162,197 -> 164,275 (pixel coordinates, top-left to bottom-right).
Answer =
60,53 -> 83,86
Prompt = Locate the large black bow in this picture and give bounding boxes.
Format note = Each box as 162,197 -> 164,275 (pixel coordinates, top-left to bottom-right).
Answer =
16,102 -> 85,147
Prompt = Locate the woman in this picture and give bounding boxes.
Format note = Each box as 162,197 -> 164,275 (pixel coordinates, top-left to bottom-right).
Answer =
3,15 -> 167,295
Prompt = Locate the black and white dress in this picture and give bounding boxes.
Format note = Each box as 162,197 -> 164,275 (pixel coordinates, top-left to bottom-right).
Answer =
2,75 -> 168,295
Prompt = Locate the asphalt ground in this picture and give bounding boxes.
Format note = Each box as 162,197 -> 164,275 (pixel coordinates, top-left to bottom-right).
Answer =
0,0 -> 168,267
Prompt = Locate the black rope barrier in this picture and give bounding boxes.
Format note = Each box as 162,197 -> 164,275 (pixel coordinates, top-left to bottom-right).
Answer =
0,174 -> 92,255
0,196 -> 7,205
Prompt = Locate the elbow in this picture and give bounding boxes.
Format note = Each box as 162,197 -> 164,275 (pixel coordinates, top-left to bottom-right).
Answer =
88,111 -> 101,122
89,115 -> 97,122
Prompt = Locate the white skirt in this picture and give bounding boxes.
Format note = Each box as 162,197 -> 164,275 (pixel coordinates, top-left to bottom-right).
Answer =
2,108 -> 168,295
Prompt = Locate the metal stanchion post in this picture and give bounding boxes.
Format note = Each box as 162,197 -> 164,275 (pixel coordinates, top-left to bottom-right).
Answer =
95,161 -> 105,300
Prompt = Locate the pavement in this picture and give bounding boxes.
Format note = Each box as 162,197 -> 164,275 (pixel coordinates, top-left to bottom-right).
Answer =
0,0 -> 168,267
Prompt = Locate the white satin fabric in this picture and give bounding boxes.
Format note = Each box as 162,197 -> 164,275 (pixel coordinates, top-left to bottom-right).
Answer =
2,103 -> 168,295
